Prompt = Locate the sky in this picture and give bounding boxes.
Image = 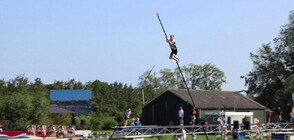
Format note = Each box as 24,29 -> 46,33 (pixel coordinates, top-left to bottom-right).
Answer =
0,1 -> 294,92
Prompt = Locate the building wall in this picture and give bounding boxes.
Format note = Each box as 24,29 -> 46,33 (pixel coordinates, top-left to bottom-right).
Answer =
143,91 -> 266,126
199,109 -> 266,124
249,109 -> 266,123
142,91 -> 193,125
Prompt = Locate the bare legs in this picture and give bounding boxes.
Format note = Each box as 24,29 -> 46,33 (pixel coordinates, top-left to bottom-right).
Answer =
169,54 -> 179,63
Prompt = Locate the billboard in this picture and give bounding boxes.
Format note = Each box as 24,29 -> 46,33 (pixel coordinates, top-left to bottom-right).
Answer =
50,90 -> 92,114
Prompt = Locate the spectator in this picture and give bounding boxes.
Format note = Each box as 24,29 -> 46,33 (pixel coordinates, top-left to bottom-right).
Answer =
191,106 -> 198,125
124,108 -> 131,127
266,108 -> 273,123
178,106 -> 184,125
181,127 -> 187,140
277,107 -> 282,122
135,117 -> 141,126
0,123 -> 3,132
290,107 -> 294,127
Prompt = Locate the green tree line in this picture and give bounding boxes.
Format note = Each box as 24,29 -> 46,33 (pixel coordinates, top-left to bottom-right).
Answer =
0,63 -> 225,131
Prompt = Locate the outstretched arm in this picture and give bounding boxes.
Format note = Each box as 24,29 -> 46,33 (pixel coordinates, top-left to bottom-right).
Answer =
166,38 -> 173,46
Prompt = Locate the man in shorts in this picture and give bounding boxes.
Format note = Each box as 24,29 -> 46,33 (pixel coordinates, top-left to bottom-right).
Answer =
178,106 -> 184,125
166,35 -> 179,63
124,108 -> 131,127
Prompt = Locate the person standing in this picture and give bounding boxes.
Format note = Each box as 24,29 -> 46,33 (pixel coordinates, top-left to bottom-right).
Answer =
179,106 -> 184,125
124,108 -> 131,127
266,108 -> 273,123
290,107 -> 294,127
0,123 -> 3,132
277,107 -> 282,122
181,127 -> 187,140
191,106 -> 198,125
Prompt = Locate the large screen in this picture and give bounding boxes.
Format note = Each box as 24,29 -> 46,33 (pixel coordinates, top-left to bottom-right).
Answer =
50,90 -> 92,114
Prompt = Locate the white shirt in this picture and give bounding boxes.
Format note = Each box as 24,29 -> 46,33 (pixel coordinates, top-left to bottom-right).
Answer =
179,109 -> 184,117
290,112 -> 294,118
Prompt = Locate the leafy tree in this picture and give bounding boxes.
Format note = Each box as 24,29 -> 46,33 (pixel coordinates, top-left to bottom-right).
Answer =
176,64 -> 202,89
86,80 -> 114,117
27,78 -> 51,124
245,44 -> 285,109
245,11 -> 294,119
274,11 -> 294,73
281,74 -> 294,120
138,71 -> 160,89
0,79 -> 7,95
139,63 -> 226,91
64,79 -> 85,89
3,92 -> 34,130
138,70 -> 162,104
30,91 -> 50,125
159,68 -> 177,89
6,74 -> 29,93
176,64 -> 226,90
47,81 -> 65,90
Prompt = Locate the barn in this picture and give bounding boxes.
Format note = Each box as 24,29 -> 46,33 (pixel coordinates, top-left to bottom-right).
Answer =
142,89 -> 266,125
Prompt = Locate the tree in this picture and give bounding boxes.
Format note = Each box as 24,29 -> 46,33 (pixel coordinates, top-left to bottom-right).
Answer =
3,92 -> 34,130
175,63 -> 226,90
138,70 -> 162,104
0,79 -> 7,95
281,74 -> 294,120
176,64 -> 202,89
159,68 -> 177,89
245,44 -> 286,108
138,63 -> 226,91
138,71 -> 160,89
6,74 -> 29,93
274,11 -> 294,73
193,64 -> 226,90
245,11 -> 294,118
29,78 -> 50,125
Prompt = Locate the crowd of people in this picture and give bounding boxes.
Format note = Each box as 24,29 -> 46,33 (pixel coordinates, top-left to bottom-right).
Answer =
123,105 -> 294,128
123,108 -> 141,127
123,106 -> 199,127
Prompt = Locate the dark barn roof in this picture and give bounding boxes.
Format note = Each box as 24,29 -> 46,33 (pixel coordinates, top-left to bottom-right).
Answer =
165,89 -> 266,110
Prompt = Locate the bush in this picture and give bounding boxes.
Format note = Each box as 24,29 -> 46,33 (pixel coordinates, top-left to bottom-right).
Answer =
89,117 -> 102,130
102,119 -> 118,130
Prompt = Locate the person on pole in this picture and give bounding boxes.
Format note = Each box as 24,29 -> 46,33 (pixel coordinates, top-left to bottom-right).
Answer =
166,35 -> 179,63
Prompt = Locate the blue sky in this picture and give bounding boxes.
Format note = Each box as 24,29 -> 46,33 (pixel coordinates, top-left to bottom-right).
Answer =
51,90 -> 92,101
0,1 -> 293,91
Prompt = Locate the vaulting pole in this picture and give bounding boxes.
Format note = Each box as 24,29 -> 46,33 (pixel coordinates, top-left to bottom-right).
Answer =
157,13 -> 208,140
156,13 -> 196,107
156,13 -> 168,41
175,62 -> 196,107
